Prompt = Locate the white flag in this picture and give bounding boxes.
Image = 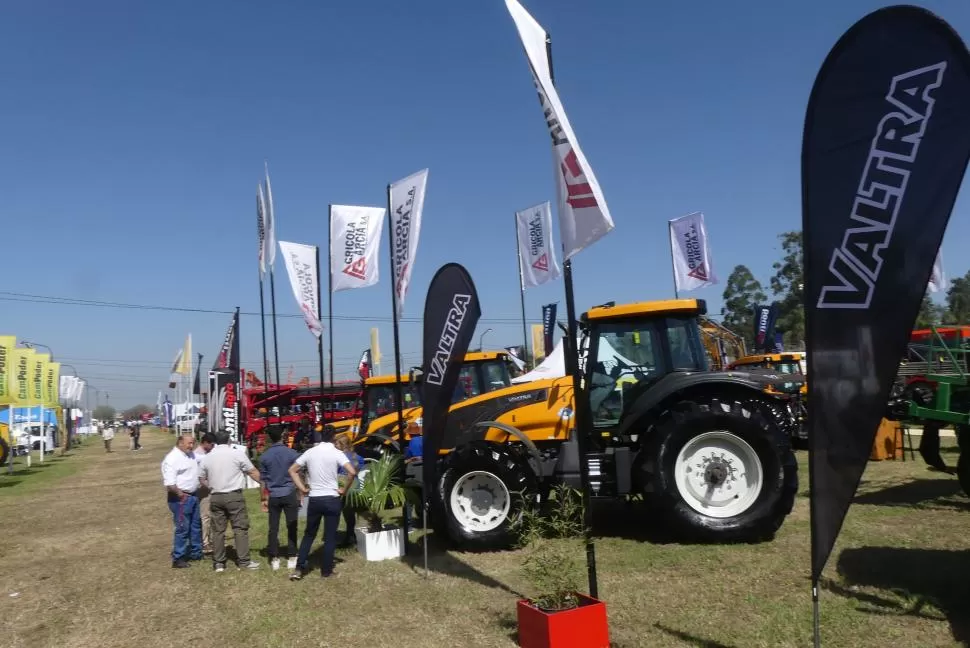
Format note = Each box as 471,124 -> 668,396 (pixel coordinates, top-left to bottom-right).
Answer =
505,0 -> 614,261
389,169 -> 428,318
928,250 -> 947,293
257,184 -> 268,276
279,240 -> 323,338
330,205 -> 386,293
264,163 -> 277,269
516,201 -> 561,288
73,379 -> 85,403
59,375 -> 72,401
669,212 -> 717,292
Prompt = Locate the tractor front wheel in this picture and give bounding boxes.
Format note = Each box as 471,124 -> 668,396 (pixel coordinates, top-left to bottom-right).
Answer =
433,441 -> 537,549
638,396 -> 798,543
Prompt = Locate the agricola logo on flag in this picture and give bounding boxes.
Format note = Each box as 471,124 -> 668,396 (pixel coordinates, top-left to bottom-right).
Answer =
330,205 -> 386,293
342,211 -> 371,280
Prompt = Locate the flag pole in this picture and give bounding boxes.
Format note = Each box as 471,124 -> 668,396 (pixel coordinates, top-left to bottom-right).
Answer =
547,32 -> 598,601
668,220 -> 680,299
259,271 -> 270,391
328,205 -> 335,391
270,270 -> 281,387
514,213 -> 530,367
386,184 -> 410,549
315,247 -> 326,421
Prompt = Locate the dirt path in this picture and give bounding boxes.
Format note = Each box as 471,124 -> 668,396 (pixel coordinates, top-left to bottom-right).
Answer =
0,429 -> 190,648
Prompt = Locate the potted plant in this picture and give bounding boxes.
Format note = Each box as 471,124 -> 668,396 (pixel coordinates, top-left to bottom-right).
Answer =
514,484 -> 609,648
344,453 -> 418,561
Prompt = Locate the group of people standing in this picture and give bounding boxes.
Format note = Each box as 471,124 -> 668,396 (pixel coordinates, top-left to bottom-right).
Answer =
160,425 -> 364,580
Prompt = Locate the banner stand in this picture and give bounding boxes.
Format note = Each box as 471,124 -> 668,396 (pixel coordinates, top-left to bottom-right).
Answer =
667,221 -> 680,299
514,214 -> 530,362
327,205 -> 335,391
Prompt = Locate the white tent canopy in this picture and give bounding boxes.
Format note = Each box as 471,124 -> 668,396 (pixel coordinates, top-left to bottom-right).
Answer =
512,336 -> 640,384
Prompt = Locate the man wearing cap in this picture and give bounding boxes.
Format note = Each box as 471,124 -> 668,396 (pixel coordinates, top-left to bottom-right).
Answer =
200,431 -> 263,572
161,433 -> 202,568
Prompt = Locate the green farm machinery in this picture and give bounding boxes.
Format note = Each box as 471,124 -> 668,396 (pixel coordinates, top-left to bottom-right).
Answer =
889,325 -> 970,495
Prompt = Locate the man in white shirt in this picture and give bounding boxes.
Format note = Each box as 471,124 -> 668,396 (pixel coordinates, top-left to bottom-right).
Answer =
288,426 -> 358,580
192,433 -> 216,555
161,433 -> 202,568
200,431 -> 263,572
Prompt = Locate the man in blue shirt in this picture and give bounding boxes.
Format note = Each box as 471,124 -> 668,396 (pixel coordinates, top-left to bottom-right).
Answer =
259,426 -> 301,571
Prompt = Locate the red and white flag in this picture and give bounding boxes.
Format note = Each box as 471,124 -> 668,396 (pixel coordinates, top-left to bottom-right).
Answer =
257,184 -> 268,276
357,349 -> 371,380
669,212 -> 718,292
389,169 -> 428,318
505,0 -> 614,261
516,201 -> 561,288
330,205 -> 385,292
279,240 -> 323,339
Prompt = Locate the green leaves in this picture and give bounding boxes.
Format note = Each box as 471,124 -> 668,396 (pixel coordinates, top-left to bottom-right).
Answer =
344,453 -> 419,533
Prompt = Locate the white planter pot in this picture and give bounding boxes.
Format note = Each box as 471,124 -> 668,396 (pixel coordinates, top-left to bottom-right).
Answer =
355,525 -> 405,562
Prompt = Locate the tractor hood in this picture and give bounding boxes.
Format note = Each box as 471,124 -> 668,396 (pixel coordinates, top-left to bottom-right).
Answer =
723,368 -> 806,393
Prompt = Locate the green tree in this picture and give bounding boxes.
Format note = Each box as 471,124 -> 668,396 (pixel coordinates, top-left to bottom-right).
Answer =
915,294 -> 945,328
93,405 -> 116,421
945,271 -> 970,324
720,265 -> 767,350
123,404 -> 153,420
770,231 -> 805,348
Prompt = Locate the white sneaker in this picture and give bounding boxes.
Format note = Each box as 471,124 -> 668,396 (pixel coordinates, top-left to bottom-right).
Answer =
271,558 -> 281,571
287,557 -> 297,570
242,561 -> 260,570
214,564 -> 226,573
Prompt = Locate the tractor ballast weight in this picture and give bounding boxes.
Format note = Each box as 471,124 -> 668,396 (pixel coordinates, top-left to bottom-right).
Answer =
421,298 -> 800,549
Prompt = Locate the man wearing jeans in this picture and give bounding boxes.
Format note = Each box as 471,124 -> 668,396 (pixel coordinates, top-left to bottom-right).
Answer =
288,426 -> 358,580
259,426 -> 300,571
200,431 -> 263,572
161,433 -> 202,568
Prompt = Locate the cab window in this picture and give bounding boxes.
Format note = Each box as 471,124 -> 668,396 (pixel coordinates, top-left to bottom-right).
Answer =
589,321 -> 663,427
455,366 -> 481,401
482,360 -> 511,393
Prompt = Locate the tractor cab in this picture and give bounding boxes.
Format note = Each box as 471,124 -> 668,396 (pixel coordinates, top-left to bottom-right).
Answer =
581,299 -> 709,430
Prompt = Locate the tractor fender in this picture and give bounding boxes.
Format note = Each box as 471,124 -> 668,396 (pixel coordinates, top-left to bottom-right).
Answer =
473,421 -> 545,482
354,430 -> 402,454
618,371 -> 784,437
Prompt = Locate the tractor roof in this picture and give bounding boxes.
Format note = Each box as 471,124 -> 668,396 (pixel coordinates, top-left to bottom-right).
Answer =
583,299 -> 707,322
363,351 -> 509,386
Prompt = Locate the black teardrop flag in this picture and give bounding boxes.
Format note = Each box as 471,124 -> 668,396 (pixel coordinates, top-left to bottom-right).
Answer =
420,263 -> 482,495
803,5 -> 970,585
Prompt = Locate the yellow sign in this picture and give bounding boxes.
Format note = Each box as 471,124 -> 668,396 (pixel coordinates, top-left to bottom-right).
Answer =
46,362 -> 60,407
0,336 -> 15,406
32,353 -> 48,405
370,327 -> 381,366
10,349 -> 33,407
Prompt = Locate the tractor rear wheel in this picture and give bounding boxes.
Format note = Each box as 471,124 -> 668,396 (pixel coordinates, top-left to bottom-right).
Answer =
638,396 -> 798,543
433,441 -> 537,549
0,437 -> 8,467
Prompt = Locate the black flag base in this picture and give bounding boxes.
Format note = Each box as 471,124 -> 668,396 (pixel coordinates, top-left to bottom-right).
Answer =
803,6 -> 970,647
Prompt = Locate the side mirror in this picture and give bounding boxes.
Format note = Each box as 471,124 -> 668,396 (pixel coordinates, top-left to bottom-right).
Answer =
408,366 -> 424,383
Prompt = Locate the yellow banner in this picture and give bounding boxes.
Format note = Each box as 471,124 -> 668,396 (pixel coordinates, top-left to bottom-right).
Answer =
10,349 -> 33,407
370,328 -> 381,366
46,362 -> 60,407
32,353 -> 48,405
176,334 -> 192,375
0,335 -> 15,406
531,324 -> 545,363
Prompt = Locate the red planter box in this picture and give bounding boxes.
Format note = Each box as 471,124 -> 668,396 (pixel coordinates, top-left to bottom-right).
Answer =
516,594 -> 609,648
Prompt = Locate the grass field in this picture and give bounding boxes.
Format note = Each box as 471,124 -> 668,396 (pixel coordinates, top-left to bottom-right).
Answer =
0,427 -> 967,648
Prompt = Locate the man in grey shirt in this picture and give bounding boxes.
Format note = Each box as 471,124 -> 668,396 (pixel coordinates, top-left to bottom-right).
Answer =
200,431 -> 263,572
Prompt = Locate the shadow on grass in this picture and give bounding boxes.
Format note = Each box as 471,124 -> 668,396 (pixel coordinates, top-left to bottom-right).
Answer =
853,478 -> 970,511
401,532 -> 525,598
654,623 -> 738,648
834,546 -> 970,646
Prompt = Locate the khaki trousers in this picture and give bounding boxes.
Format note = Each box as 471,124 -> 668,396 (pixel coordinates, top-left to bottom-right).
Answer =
209,491 -> 250,566
198,485 -> 212,551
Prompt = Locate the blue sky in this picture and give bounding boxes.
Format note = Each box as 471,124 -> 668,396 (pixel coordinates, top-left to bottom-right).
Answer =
4,0 -> 970,408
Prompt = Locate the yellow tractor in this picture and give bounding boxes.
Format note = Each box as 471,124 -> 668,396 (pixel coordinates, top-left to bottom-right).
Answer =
727,352 -> 808,448
339,351 -> 519,455
422,298 -> 800,549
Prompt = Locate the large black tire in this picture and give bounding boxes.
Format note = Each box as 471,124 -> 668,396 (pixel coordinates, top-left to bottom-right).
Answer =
0,437 -> 8,467
637,397 -> 798,543
956,426 -> 969,497
432,441 -> 538,550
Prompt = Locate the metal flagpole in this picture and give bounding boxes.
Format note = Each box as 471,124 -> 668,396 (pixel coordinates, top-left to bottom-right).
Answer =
259,271 -> 270,390
386,185 -> 410,549
547,32 -> 598,600
270,271 -> 282,387
315,248 -> 326,420
515,213 -> 530,367
669,221 -> 680,299
328,205 -> 335,391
